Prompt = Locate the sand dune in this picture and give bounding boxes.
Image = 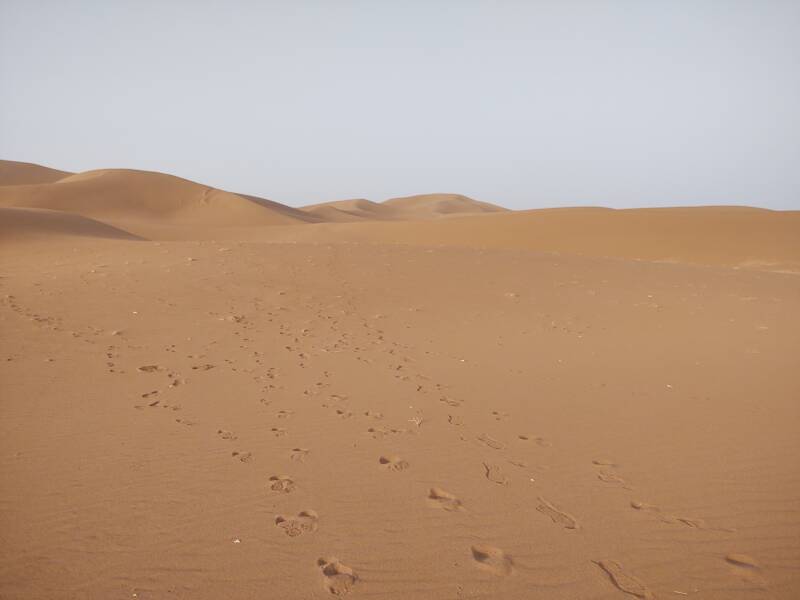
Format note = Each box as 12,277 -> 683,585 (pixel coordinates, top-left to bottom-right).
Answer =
302,199 -> 398,222
302,193 -> 507,222
0,159 -> 73,186
0,168 -> 312,232
0,206 -> 141,243
383,192 -> 508,217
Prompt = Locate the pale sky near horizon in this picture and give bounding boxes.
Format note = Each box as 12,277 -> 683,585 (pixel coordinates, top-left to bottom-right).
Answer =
1,1 -> 798,209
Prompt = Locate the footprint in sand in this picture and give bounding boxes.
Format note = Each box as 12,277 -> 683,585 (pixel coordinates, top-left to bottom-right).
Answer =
379,455 -> 410,471
448,414 -> 463,426
725,553 -> 766,585
537,497 -> 579,530
597,471 -> 628,488
477,434 -> 504,450
192,363 -> 215,371
268,475 -> 296,493
471,545 -> 514,576
290,447 -> 310,462
318,557 -> 358,595
725,554 -> 760,569
276,410 -> 294,419
428,487 -> 464,512
630,501 -> 735,532
271,427 -> 287,437
439,396 -> 462,407
491,410 -> 509,421
367,426 -> 406,439
518,434 -> 551,447
593,458 -> 618,467
232,451 -> 252,463
217,429 -> 237,440
594,560 -> 654,599
275,510 -> 319,537
483,462 -> 509,485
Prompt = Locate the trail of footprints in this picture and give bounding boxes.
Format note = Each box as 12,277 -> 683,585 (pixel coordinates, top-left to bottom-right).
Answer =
122,328 -> 744,597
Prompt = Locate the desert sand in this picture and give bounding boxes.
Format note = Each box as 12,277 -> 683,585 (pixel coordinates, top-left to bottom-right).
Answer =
1,160 -> 799,599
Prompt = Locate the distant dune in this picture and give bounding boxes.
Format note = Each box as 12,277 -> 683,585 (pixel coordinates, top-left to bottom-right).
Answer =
0,207 -> 141,242
301,199 -> 398,222
1,160 -> 798,271
301,193 -> 507,222
0,160 -> 73,186
383,193 -> 509,217
0,168 -> 313,229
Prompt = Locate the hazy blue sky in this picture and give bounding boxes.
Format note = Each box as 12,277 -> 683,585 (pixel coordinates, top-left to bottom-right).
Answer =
1,1 -> 798,209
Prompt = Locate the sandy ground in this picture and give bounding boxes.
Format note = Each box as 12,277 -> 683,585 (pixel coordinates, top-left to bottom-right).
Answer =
1,162 -> 799,599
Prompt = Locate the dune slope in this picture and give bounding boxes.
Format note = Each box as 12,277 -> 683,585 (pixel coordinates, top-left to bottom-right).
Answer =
0,160 -> 73,186
0,207 -> 141,243
0,169 -> 312,229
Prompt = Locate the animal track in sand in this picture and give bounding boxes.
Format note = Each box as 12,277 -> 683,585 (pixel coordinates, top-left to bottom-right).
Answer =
137,365 -> 162,373
318,557 -> 358,595
428,487 -> 463,511
275,510 -> 319,537
276,410 -> 293,419
290,448 -> 310,462
232,451 -> 252,463
471,545 -> 514,576
517,434 -> 551,447
141,391 -> 159,399
379,455 -> 409,471
448,414 -> 463,426
483,462 -> 509,485
592,458 -> 618,467
537,497 -> 579,529
491,410 -> 509,420
477,434 -> 504,450
594,560 -> 654,599
271,427 -> 287,437
269,475 -> 296,493
217,429 -> 237,440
